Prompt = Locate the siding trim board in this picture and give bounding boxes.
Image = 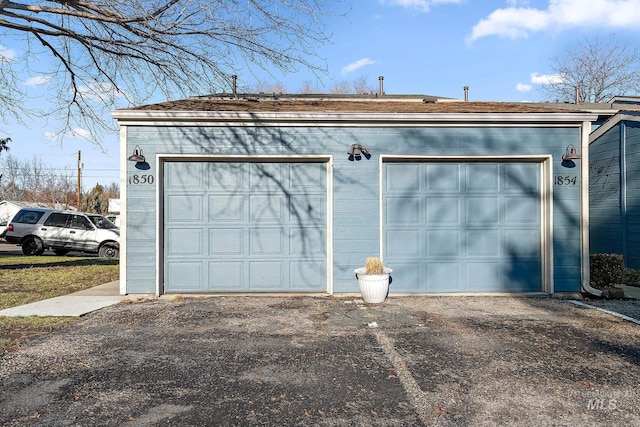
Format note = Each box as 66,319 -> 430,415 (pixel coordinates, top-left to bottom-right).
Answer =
156,154 -> 333,295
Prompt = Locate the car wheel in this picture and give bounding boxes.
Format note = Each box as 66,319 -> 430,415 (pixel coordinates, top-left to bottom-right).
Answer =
99,243 -> 119,258
54,249 -> 70,256
22,236 -> 45,256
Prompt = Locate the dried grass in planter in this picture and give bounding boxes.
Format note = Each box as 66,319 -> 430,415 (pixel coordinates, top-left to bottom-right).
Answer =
365,257 -> 384,275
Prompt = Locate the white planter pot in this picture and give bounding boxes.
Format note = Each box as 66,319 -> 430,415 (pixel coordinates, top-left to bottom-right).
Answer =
355,267 -> 393,303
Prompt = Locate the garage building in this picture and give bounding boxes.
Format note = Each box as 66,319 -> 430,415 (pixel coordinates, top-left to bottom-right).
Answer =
112,95 -> 596,296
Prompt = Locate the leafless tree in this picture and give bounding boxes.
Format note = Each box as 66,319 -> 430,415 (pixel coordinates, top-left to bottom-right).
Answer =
250,82 -> 288,95
329,80 -> 351,94
543,37 -> 640,103
0,0 -> 339,142
353,76 -> 375,94
0,154 -> 77,206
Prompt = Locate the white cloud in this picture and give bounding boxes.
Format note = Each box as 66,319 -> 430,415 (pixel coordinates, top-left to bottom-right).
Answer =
43,132 -> 57,140
341,58 -> 377,75
468,0 -> 640,41
0,45 -> 16,61
24,76 -> 53,86
69,128 -> 92,140
530,72 -> 564,85
382,0 -> 462,13
516,83 -> 532,92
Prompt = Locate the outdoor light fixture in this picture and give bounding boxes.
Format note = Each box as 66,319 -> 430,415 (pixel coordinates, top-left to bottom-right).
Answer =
348,144 -> 371,161
128,145 -> 146,163
562,144 -> 582,162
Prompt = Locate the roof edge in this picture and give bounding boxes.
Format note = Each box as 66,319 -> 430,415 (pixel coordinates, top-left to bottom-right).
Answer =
112,110 -> 598,125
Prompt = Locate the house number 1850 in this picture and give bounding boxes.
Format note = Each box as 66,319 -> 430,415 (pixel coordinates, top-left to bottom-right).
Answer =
129,174 -> 154,185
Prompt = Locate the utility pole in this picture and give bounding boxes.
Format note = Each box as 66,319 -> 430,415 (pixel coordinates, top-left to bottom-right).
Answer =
77,150 -> 82,209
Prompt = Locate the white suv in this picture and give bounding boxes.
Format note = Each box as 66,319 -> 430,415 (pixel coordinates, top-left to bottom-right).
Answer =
5,208 -> 120,257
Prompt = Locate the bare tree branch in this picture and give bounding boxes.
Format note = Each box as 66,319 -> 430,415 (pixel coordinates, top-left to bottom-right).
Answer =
542,36 -> 640,103
0,0 -> 339,142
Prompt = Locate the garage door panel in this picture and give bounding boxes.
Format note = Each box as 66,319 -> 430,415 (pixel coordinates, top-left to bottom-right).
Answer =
209,195 -> 244,221
505,197 -> 539,223
167,195 -> 203,222
466,197 -> 499,224
167,162 -> 204,190
427,197 -> 460,224
290,194 -> 326,221
391,261 -> 424,292
466,229 -> 500,256
208,163 -> 244,190
167,228 -> 202,255
426,230 -> 459,256
387,164 -> 421,191
250,195 -> 283,222
210,228 -> 243,254
289,227 -> 325,255
165,160 -> 327,293
167,261 -> 203,290
427,164 -> 460,191
384,161 -> 542,293
209,261 -> 243,289
250,163 -> 283,189
250,228 -> 284,254
290,260 -> 325,289
467,164 -> 500,191
466,262 -> 501,290
387,196 -> 421,224
249,261 -> 284,289
427,262 -> 462,291
386,230 -> 421,257
505,229 -> 541,255
290,163 -> 326,191
504,163 -> 539,193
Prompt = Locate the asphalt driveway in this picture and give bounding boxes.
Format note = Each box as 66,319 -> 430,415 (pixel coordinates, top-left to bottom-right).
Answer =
1,295 -> 639,426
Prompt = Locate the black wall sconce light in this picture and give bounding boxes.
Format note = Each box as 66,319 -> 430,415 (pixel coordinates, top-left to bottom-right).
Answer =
561,144 -> 582,168
128,145 -> 150,170
348,144 -> 371,161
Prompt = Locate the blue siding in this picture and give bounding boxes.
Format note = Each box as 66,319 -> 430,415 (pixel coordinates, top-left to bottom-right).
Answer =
625,122 -> 640,267
589,123 -> 622,257
125,126 -> 583,293
590,120 -> 640,268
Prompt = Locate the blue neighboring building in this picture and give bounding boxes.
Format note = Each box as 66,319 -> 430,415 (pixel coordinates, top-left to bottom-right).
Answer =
112,94 -> 597,296
589,97 -> 640,268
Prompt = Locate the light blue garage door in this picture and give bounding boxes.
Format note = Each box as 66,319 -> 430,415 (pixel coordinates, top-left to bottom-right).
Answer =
383,161 -> 542,292
164,160 -> 327,293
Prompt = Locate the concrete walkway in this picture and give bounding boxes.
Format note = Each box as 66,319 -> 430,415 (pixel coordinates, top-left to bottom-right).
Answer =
0,281 -> 125,317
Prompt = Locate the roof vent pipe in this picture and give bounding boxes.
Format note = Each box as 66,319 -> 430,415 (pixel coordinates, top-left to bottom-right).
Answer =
379,76 -> 384,96
232,75 -> 238,98
464,86 -> 469,102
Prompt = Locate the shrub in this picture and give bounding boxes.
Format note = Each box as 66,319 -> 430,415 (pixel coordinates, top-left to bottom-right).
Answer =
590,253 -> 624,289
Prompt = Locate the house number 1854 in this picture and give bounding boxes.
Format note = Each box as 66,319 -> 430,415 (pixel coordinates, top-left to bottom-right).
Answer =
129,174 -> 154,185
554,175 -> 578,186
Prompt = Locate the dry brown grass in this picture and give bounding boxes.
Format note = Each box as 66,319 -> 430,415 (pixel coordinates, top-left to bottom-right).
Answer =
0,254 -> 118,352
365,257 -> 384,275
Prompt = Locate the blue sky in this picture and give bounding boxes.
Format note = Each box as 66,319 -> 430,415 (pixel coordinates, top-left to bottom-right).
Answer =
3,0 -> 640,192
